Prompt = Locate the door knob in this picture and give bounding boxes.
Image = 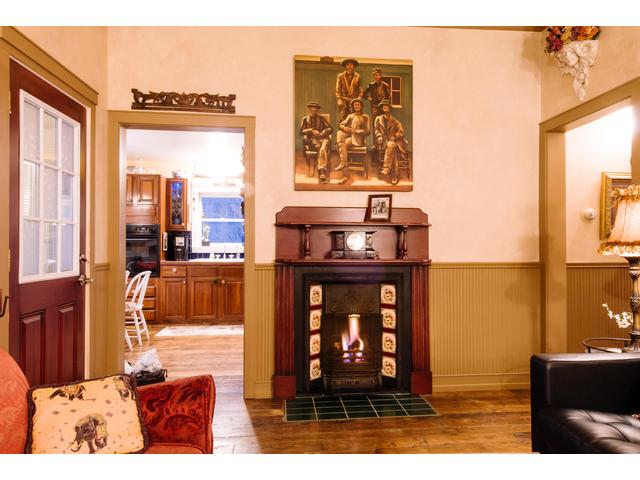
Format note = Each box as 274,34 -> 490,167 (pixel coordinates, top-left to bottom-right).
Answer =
78,274 -> 93,286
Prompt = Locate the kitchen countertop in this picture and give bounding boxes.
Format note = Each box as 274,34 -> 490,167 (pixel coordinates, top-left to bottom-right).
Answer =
161,260 -> 244,266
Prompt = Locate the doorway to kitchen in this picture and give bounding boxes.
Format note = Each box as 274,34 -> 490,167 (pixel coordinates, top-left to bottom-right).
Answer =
106,112 -> 255,395
122,126 -> 245,382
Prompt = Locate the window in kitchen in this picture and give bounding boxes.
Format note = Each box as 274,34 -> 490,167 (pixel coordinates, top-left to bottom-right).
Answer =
191,193 -> 244,259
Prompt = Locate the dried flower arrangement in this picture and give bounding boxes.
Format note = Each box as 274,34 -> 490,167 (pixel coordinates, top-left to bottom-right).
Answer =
544,26 -> 601,54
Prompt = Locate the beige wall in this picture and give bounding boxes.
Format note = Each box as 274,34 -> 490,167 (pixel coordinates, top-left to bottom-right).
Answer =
541,27 -> 640,121
107,27 -> 541,263
17,27 -> 110,263
565,105 -> 632,263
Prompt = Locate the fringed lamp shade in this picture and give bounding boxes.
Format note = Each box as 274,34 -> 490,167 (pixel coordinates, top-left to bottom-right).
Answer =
599,184 -> 640,352
599,185 -> 640,257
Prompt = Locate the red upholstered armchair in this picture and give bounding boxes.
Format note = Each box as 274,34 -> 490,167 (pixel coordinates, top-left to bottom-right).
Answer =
0,348 -> 215,454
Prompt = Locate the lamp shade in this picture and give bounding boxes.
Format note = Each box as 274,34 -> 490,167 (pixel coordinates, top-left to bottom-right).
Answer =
600,184 -> 640,257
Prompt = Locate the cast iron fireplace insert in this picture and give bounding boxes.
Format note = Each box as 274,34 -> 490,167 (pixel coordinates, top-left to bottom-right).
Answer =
294,265 -> 411,394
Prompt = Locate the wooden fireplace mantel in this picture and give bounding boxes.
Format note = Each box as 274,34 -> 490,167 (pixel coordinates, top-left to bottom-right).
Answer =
275,206 -> 430,262
273,206 -> 432,399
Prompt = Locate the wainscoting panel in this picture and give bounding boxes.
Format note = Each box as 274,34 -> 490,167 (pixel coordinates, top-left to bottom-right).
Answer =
429,264 -> 540,392
567,263 -> 629,353
249,263 -> 542,396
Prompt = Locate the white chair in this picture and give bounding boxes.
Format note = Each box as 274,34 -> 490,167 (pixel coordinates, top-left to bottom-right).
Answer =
125,270 -> 151,347
124,270 -> 133,351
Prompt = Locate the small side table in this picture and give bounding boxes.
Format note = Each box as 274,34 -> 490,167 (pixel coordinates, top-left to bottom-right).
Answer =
582,337 -> 630,353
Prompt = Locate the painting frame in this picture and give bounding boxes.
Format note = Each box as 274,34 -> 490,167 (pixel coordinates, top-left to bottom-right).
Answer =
365,194 -> 393,222
294,55 -> 413,192
600,171 -> 632,240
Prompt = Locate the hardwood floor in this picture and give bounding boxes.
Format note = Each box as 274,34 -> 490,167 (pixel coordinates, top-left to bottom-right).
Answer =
125,325 -> 532,453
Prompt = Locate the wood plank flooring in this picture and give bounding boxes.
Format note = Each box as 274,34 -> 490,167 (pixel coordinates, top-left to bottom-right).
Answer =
125,324 -> 532,453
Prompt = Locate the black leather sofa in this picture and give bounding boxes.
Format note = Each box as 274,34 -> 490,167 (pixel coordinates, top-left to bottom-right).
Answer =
531,353 -> 640,453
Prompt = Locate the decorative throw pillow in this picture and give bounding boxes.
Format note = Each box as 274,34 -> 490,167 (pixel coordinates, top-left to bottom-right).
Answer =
26,374 -> 148,454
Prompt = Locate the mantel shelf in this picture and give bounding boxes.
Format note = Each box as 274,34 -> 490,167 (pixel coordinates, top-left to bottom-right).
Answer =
275,259 -> 431,266
275,221 -> 431,227
275,206 -> 430,265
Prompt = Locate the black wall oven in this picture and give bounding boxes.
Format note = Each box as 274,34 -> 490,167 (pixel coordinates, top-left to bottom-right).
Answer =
126,224 -> 160,277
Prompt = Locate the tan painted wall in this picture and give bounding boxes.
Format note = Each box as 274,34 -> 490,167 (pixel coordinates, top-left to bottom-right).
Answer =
565,106 -> 632,263
17,27 -> 110,263
541,27 -> 640,120
106,27 -> 541,263
567,264 -> 629,353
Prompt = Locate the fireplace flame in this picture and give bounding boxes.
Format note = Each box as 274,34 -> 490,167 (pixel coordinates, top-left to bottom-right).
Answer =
341,314 -> 365,363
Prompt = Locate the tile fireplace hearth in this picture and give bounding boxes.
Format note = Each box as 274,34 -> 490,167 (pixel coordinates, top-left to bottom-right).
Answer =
273,206 -> 432,400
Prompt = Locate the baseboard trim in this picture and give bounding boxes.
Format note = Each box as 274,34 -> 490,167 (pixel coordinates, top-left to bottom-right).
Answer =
432,373 -> 530,392
252,380 -> 273,399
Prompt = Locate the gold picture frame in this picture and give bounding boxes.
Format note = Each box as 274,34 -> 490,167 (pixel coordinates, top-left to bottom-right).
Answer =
600,172 -> 632,240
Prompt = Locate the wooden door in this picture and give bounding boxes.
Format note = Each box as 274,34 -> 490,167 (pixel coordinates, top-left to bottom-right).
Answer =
161,278 -> 188,322
188,277 -> 219,322
9,61 -> 87,386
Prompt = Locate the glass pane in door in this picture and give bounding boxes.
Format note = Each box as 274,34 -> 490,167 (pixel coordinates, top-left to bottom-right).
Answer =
43,112 -> 58,166
42,166 -> 58,220
22,220 -> 39,276
61,173 -> 73,221
22,161 -> 39,218
61,121 -> 74,172
60,224 -> 74,272
43,222 -> 58,274
23,101 -> 40,161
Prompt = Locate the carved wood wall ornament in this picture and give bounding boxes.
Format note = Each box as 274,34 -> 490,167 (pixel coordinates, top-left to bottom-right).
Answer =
131,88 -> 236,113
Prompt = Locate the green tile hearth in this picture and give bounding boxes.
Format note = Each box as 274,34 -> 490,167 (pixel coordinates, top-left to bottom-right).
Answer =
284,393 -> 438,422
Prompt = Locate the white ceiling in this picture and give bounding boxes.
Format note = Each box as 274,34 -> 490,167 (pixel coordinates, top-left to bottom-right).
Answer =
126,128 -> 245,177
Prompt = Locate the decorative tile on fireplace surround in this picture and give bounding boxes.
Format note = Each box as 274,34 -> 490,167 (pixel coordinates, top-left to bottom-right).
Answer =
284,393 -> 438,422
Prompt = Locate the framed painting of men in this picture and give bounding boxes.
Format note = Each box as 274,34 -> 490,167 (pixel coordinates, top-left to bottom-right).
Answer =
294,55 -> 413,191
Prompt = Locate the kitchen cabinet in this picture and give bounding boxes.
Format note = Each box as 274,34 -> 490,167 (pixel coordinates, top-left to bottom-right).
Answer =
156,263 -> 243,324
161,277 -> 188,322
166,178 -> 190,231
126,174 -> 161,224
218,267 -> 244,322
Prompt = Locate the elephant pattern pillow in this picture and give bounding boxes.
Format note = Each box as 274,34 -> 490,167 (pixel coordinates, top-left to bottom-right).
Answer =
26,374 -> 148,454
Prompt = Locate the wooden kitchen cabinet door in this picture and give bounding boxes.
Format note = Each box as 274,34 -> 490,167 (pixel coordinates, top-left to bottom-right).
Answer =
220,278 -> 244,322
188,277 -> 219,322
161,277 -> 188,322
136,175 -> 160,205
126,174 -> 161,224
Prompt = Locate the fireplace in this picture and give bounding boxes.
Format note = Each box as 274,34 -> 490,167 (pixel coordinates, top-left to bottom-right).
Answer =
274,206 -> 431,400
297,271 -> 412,394
322,310 -> 381,393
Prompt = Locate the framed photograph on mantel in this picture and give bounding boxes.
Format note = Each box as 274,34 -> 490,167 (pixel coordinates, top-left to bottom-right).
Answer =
600,172 -> 632,240
294,55 -> 413,192
366,194 -> 393,222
